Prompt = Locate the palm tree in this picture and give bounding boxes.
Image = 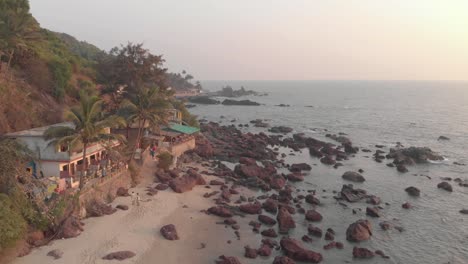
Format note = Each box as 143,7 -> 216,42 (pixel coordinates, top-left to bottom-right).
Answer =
44,92 -> 126,189
119,86 -> 171,152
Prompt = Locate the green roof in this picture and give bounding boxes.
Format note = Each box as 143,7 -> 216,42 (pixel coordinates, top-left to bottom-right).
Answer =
164,123 -> 200,135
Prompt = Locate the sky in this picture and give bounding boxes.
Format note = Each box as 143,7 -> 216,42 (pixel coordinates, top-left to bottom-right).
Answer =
30,0 -> 468,81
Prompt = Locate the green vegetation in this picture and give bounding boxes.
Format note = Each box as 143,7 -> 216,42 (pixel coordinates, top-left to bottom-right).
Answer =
157,152 -> 173,170
0,194 -> 27,250
166,71 -> 202,92
171,99 -> 199,128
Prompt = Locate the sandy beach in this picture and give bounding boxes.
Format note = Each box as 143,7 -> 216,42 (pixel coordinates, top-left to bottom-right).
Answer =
11,158 -> 256,264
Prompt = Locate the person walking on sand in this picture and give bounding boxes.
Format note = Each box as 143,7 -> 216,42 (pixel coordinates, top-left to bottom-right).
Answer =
136,193 -> 141,206
131,191 -> 136,206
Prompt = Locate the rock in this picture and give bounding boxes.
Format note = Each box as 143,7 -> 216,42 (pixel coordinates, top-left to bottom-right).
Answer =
289,163 -> 312,172
189,96 -> 220,104
116,187 -> 129,197
366,207 -> 380,217
287,173 -> 304,182
239,157 -> 257,165
346,219 -> 372,242
257,243 -> 273,256
325,231 -> 335,240
222,99 -> 260,106
305,210 -> 323,222
397,164 -> 408,173
155,184 -> 169,190
47,249 -> 63,259
244,246 -> 258,259
320,155 -> 336,165
224,218 -> 237,225
273,256 -> 296,264
116,204 -> 129,211
280,237 -> 323,263
402,202 -> 412,209
438,136 -> 450,140
57,216 -> 84,239
342,171 -> 365,182
270,126 -> 294,134
208,206 -> 233,217
308,225 -> 323,238
277,207 -> 296,234
366,195 -> 381,205
27,230 -> 45,246
353,247 -> 374,259
302,235 -> 313,243
323,242 -> 337,250
215,255 -> 242,264
261,228 -> 278,238
195,139 -> 214,158
305,194 -> 320,205
258,215 -> 277,225
460,209 -> 468,214
339,184 -> 367,202
336,242 -> 344,249
87,200 -> 117,217
210,180 -> 225,186
437,181 -> 453,192
102,251 -> 136,260
239,202 -> 262,214
387,147 -> 444,165
262,198 -> 278,214
405,186 -> 421,197
160,224 -> 179,240
379,221 -> 392,230
169,170 -> 206,193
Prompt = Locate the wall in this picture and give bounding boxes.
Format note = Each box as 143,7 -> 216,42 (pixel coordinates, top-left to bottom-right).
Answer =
170,137 -> 196,158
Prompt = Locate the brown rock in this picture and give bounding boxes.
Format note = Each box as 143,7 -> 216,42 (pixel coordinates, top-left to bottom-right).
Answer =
47,249 -> 63,259
402,202 -> 412,209
155,184 -> 169,190
169,170 -> 206,193
346,219 -> 372,242
305,210 -> 323,222
215,255 -> 242,264
116,204 -> 129,211
258,214 -> 277,225
352,247 -> 374,259
208,206 -> 233,217
305,194 -> 320,205
116,187 -> 129,197
257,244 -> 272,256
273,256 -> 296,264
437,181 -> 453,192
57,216 -> 84,239
261,228 -> 278,238
307,225 -> 323,238
239,202 -> 262,214
102,251 -> 136,260
280,237 -> 323,263
244,246 -> 258,259
277,207 -> 296,234
160,224 -> 179,240
366,207 -> 380,217
262,198 -> 278,214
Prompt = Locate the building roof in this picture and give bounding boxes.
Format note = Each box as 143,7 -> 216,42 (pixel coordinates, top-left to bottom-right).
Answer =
163,123 -> 200,135
5,122 -> 74,137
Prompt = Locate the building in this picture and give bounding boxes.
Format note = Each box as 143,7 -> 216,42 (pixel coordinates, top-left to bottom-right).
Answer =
6,122 -> 120,189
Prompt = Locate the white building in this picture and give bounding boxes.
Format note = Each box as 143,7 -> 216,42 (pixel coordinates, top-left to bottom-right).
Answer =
6,122 -> 120,188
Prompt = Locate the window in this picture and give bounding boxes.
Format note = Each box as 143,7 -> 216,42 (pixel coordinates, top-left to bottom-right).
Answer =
58,145 -> 69,152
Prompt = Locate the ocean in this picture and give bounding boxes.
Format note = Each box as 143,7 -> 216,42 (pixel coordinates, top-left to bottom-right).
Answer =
191,80 -> 468,263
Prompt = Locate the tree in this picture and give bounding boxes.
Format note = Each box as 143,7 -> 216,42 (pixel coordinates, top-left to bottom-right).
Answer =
44,92 -> 126,189
119,87 -> 171,151
0,0 -> 40,73
97,42 -> 168,99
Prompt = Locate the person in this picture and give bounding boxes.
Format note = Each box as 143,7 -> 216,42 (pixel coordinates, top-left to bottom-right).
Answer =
149,144 -> 155,160
136,193 -> 141,206
131,191 -> 136,205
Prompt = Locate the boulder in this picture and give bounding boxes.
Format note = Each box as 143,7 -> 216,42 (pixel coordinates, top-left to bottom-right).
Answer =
239,202 -> 262,214
210,180 -> 225,186
460,209 -> 468,214
402,202 -> 412,209
244,246 -> 258,259
239,157 -> 257,165
289,163 -> 312,172
87,200 -> 117,217
47,249 -> 63,260
346,219 -> 372,242
102,251 -> 136,260
308,225 -> 323,238
405,186 -> 420,197
270,126 -> 294,134
261,228 -> 278,238
342,171 -> 365,182
366,207 -> 380,217
352,247 -> 374,259
437,182 -> 453,192
116,187 -> 129,197
387,147 -> 444,165
160,224 -> 179,240
208,206 -> 233,217
57,216 -> 84,239
262,198 -> 278,214
339,184 -> 367,202
397,164 -> 408,173
222,99 -> 260,106
305,210 -> 323,222
366,195 -> 381,205
305,194 -> 320,205
320,155 -> 336,165
257,244 -> 272,256
438,136 -> 450,141
287,173 -> 304,182
215,255 -> 242,264
155,184 -> 169,190
277,207 -> 296,234
116,204 -> 129,211
280,237 -> 323,263
273,256 -> 296,264
189,96 -> 220,104
270,176 -> 286,189
258,215 -> 277,225
169,170 -> 206,193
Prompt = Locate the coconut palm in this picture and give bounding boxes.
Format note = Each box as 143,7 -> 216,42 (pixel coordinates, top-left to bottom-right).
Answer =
119,86 -> 171,151
44,92 -> 126,189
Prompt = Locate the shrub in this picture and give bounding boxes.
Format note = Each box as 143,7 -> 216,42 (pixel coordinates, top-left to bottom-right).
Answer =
157,152 -> 173,170
0,194 -> 27,250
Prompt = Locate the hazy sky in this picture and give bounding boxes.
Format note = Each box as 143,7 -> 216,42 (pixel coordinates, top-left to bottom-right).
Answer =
30,0 -> 468,81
